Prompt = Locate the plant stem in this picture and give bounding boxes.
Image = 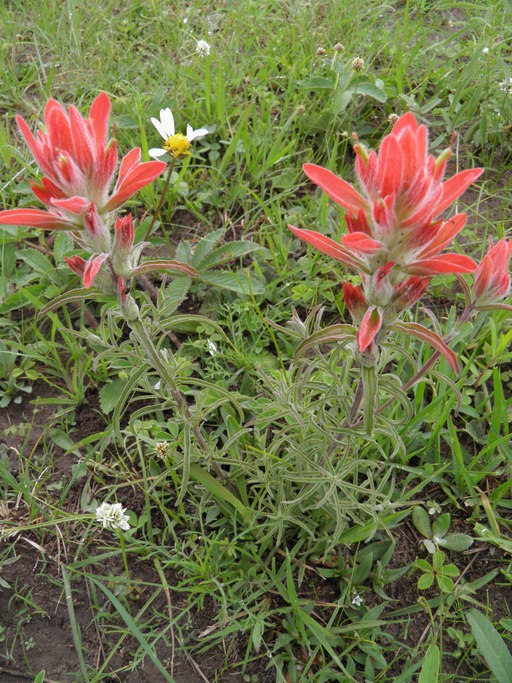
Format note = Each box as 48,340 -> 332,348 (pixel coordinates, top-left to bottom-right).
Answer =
117,530 -> 131,586
129,317 -> 225,479
144,158 -> 176,242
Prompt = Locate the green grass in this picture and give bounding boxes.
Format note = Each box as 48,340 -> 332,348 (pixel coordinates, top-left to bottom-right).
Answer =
1,0 -> 512,681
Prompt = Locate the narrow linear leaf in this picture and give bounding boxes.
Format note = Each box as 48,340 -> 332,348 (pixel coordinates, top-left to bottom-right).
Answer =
294,324 -> 355,357
189,463 -> 252,523
87,576 -> 176,683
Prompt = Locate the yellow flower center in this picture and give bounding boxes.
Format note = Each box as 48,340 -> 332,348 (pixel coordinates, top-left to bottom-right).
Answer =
163,133 -> 191,158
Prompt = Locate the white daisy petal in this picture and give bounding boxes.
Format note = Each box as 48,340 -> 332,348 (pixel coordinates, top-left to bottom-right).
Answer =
151,117 -> 168,141
187,127 -> 209,141
160,108 -> 175,137
148,147 -> 167,158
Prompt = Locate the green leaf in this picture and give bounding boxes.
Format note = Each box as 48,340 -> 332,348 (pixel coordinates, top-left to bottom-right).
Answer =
161,277 -> 191,315
418,573 -> 434,590
412,506 -> 432,539
418,643 -> 440,683
0,284 -> 46,313
437,533 -> 473,552
468,609 -> 512,683
351,82 -> 387,102
294,324 -> 355,357
297,76 -> 334,90
200,241 -> 261,269
87,575 -> 177,683
54,232 -> 74,263
432,513 -> 450,539
37,287 -> 97,317
189,463 -> 252,523
200,270 -> 265,295
352,552 -> 373,585
99,379 -> 127,414
190,228 -> 224,266
437,575 -> 455,592
49,428 -> 76,452
19,247 -> 55,277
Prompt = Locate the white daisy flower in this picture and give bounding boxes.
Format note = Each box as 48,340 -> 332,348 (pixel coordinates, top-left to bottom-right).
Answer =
95,502 -> 131,531
149,108 -> 209,159
196,39 -> 211,57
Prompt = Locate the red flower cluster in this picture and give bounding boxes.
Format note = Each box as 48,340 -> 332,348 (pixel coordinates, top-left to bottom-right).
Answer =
289,113 -> 495,368
0,94 -> 195,301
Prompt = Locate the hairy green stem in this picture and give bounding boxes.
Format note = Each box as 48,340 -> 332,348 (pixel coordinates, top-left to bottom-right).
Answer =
144,158 -> 176,242
129,318 -> 225,480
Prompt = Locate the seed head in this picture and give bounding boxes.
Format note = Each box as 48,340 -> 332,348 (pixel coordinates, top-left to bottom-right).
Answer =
351,57 -> 364,72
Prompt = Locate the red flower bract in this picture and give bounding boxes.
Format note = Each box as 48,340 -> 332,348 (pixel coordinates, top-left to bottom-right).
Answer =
290,113 -> 483,277
0,93 -> 165,234
474,238 -> 512,304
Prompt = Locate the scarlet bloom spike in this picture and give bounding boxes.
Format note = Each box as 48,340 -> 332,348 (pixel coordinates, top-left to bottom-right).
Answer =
474,238 -> 512,304
290,113 -> 483,278
0,93 -> 165,235
357,307 -> 383,352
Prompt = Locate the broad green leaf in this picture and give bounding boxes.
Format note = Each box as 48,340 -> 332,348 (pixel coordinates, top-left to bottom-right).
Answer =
432,513 -> 450,539
201,270 -> 265,295
54,232 -> 74,263
418,643 -> 440,683
190,228 -> 224,266
418,573 -> 434,590
468,608 -> 512,683
437,533 -> 473,552
351,82 -> 387,102
0,284 -> 46,313
297,76 -> 334,90
100,379 -> 128,414
412,506 -> 432,539
200,241 -> 261,269
437,575 -> 455,592
19,247 -> 55,276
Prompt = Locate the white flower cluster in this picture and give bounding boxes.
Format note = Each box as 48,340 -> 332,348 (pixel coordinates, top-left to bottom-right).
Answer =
196,39 -> 211,57
95,502 -> 131,531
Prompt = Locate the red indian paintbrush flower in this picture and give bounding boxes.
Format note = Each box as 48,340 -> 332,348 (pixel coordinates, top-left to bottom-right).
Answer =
289,112 -> 483,276
0,93 -> 165,243
473,238 -> 512,305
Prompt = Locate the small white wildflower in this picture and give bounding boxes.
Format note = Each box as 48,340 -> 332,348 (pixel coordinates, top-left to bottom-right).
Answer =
428,507 -> 437,516
351,594 -> 363,607
154,380 -> 161,391
95,502 -> 131,532
482,47 -> 489,54
388,113 -> 399,125
149,108 -> 209,160
498,78 -> 512,94
207,339 -> 218,356
155,442 -> 170,459
196,39 -> 211,57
